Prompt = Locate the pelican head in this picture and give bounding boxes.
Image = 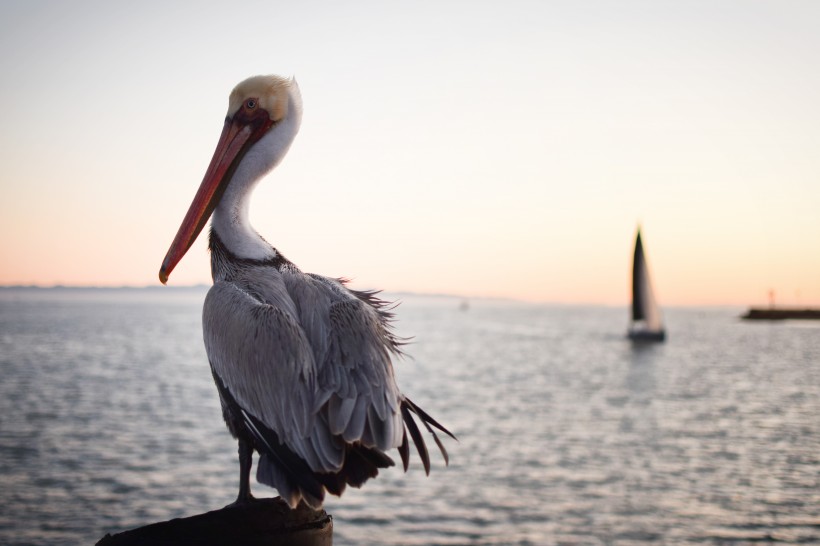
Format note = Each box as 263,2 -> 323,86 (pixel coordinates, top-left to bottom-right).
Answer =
159,75 -> 302,284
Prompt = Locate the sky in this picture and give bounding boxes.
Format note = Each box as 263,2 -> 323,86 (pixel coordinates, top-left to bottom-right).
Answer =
0,0 -> 818,306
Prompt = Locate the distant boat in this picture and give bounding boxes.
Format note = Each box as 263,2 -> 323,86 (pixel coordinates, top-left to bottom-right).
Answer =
628,228 -> 666,342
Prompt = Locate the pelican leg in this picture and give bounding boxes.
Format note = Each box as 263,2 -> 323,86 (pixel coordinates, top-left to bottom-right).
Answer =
234,437 -> 255,505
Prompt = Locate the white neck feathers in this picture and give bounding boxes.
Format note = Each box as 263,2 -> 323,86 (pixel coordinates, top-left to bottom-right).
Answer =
211,83 -> 302,260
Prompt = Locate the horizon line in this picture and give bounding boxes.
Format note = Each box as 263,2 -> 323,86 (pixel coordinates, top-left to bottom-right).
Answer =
0,284 -> 775,309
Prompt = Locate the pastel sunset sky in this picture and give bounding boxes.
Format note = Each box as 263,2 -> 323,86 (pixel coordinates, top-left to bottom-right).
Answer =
1,1 -> 818,305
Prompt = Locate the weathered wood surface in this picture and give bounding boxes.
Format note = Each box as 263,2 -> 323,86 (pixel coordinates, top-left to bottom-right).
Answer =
96,497 -> 332,546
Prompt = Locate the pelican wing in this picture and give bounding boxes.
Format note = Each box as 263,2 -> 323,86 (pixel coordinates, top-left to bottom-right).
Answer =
204,264 -> 452,500
203,278 -> 345,474
281,273 -> 406,451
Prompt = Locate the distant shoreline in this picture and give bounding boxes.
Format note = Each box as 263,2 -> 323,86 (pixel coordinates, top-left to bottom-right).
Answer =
741,307 -> 820,321
2,286 -> 816,309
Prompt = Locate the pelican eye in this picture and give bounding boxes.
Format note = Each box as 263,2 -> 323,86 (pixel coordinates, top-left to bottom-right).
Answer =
246,99 -> 257,109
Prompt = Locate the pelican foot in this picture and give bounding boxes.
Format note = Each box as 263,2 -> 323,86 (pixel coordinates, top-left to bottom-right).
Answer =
226,493 -> 258,508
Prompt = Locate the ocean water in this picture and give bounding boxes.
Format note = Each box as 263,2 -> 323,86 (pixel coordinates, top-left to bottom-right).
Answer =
0,287 -> 818,546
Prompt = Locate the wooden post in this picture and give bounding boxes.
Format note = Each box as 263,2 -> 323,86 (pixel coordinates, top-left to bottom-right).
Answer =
96,497 -> 332,546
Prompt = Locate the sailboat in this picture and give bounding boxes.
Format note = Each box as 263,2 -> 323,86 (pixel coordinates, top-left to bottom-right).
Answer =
628,228 -> 666,342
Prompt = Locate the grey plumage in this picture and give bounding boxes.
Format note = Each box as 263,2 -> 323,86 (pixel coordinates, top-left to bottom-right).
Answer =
205,233 -> 452,507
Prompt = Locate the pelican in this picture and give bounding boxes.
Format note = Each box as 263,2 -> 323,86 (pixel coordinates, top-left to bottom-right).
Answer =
159,75 -> 453,509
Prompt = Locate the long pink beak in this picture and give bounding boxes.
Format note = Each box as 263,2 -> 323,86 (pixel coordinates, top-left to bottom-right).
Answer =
159,118 -> 253,284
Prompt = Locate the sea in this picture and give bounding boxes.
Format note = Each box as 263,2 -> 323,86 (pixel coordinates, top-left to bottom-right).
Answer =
0,287 -> 818,546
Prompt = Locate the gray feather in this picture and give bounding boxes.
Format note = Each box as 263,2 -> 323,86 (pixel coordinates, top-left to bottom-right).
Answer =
328,394 -> 357,436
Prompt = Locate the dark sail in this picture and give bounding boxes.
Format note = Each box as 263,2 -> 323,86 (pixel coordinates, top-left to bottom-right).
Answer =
631,231 -> 646,321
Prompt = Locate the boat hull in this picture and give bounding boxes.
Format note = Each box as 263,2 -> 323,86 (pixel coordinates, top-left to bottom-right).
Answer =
628,329 -> 666,342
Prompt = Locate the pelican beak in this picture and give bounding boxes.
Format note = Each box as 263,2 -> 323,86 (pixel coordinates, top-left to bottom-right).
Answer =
158,118 -> 253,284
